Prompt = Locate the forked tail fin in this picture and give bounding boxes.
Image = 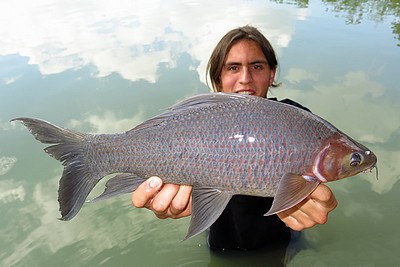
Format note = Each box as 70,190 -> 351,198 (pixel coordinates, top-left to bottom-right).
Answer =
12,117 -> 100,220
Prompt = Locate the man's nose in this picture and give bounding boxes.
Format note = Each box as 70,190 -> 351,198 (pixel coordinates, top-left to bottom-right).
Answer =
239,67 -> 252,84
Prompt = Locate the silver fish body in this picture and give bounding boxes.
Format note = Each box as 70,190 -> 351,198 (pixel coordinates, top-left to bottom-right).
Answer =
12,93 -> 377,239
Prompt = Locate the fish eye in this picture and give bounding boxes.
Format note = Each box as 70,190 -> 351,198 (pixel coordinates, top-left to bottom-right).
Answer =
350,152 -> 362,166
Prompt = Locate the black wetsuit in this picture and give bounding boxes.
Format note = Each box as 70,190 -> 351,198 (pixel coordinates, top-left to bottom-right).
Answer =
207,98 -> 311,251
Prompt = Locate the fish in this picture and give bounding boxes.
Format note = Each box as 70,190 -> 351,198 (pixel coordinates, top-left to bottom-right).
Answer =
11,93 -> 377,240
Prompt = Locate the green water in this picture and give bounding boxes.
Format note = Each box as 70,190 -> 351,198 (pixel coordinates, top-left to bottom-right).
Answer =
1,0 -> 399,266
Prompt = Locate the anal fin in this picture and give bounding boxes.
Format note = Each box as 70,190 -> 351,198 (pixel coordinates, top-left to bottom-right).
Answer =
90,173 -> 145,202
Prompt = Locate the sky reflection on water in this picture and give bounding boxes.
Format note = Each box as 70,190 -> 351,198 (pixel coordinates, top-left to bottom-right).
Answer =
1,0 -> 399,266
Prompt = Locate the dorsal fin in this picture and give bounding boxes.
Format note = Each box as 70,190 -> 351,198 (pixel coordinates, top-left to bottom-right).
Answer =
128,93 -> 250,133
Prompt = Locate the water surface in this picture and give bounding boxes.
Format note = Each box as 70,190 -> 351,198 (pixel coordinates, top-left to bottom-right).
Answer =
1,0 -> 399,266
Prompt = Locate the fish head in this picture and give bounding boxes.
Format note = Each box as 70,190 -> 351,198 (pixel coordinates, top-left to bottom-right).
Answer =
314,132 -> 377,182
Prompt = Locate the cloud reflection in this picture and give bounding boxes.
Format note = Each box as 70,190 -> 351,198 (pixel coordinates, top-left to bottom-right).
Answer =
277,69 -> 400,194
67,110 -> 146,134
2,74 -> 22,85
0,173 -> 180,267
0,156 -> 17,175
1,1 -> 399,266
0,180 -> 25,203
0,0 -> 304,84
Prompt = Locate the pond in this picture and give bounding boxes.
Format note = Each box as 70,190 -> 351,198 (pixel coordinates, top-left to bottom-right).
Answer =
1,0 -> 399,266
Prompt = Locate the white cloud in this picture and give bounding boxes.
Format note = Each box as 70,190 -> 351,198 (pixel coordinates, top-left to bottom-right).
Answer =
0,180 -> 25,203
0,156 -> 17,175
67,109 -> 146,134
2,75 -> 22,85
0,0 -> 307,83
284,68 -> 319,83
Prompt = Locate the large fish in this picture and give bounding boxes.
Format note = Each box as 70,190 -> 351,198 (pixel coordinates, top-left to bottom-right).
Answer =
12,93 -> 377,239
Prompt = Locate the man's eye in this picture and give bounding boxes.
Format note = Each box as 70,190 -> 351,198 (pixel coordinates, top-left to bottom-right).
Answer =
229,66 -> 238,71
253,65 -> 262,70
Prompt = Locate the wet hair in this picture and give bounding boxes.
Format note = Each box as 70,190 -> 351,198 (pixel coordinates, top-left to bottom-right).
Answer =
206,25 -> 280,91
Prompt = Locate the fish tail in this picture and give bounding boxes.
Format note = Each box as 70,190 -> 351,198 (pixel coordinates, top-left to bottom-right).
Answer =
12,117 -> 98,221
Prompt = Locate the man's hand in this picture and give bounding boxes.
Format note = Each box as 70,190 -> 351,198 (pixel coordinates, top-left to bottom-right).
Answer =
277,184 -> 338,231
131,176 -> 192,219
132,178 -> 337,231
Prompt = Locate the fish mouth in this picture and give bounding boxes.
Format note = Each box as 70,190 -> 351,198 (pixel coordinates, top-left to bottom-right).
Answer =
362,150 -> 378,179
363,164 -> 379,180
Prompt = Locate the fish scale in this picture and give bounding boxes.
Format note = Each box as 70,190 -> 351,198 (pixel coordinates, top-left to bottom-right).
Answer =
84,96 -> 331,191
12,93 -> 377,240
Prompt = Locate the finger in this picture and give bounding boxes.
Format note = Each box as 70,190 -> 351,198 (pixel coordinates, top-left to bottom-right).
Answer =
278,185 -> 338,231
278,204 -> 311,231
278,214 -> 304,232
151,184 -> 180,218
278,196 -> 327,231
295,197 -> 328,226
170,185 -> 192,217
309,184 -> 338,210
131,176 -> 163,208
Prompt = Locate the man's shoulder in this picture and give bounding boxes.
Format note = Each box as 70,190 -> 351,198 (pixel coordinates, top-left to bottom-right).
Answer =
268,97 -> 311,112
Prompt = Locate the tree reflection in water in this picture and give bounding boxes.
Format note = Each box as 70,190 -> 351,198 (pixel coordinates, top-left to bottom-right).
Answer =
272,0 -> 400,46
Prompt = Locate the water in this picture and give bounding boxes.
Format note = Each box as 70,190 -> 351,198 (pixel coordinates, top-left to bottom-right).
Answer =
1,0 -> 399,266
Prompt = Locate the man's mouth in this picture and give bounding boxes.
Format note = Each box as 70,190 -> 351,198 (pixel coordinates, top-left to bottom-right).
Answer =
236,90 -> 255,95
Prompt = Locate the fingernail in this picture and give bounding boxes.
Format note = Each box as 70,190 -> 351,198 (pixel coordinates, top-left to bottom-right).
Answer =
148,177 -> 161,189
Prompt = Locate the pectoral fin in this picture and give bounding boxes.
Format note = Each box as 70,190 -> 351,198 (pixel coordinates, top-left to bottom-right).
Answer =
265,174 -> 320,216
184,184 -> 232,240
